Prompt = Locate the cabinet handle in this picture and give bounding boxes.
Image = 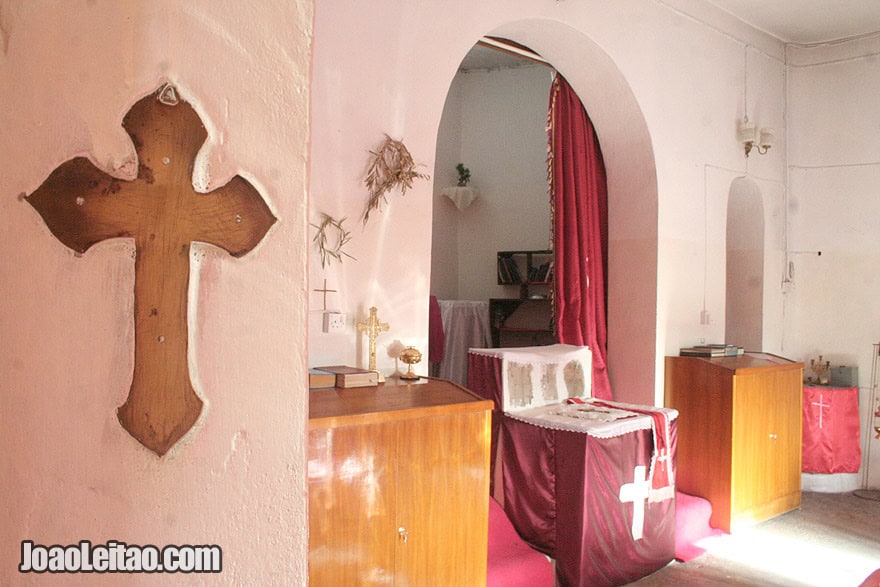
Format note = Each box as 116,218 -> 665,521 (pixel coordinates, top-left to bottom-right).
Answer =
398,526 -> 408,544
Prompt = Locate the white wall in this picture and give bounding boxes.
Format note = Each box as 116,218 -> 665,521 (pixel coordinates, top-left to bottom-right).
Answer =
309,0 -> 787,405
1,3 -> 877,581
431,63 -> 552,303
430,76 -> 464,301
786,36 -> 880,489
0,1 -> 311,583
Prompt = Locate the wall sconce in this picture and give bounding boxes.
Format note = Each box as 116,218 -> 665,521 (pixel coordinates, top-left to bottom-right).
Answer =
737,117 -> 774,157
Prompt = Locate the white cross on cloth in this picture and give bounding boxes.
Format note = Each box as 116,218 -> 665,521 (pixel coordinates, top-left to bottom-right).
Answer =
619,465 -> 651,540
812,393 -> 831,429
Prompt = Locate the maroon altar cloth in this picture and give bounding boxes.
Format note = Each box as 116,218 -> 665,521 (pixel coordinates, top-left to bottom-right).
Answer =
468,352 -> 677,586
499,416 -> 676,586
802,385 -> 861,473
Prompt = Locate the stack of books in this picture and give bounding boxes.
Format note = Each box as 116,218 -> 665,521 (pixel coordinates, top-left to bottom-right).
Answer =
311,365 -> 379,388
308,368 -> 337,389
679,344 -> 744,358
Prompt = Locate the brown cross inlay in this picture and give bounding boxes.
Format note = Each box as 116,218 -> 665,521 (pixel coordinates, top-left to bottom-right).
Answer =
26,85 -> 277,456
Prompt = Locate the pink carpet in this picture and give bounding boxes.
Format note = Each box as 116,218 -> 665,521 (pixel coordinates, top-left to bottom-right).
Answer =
487,498 -> 554,586
675,491 -> 726,562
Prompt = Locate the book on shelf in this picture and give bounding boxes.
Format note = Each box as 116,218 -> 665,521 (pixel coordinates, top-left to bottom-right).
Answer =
309,368 -> 337,389
314,365 -> 379,388
497,256 -> 522,285
528,261 -> 553,283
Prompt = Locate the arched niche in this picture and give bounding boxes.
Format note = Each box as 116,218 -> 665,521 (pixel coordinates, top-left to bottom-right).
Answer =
725,177 -> 764,351
480,21 -> 659,405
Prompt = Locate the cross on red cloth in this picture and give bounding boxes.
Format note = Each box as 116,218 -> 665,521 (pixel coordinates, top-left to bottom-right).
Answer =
802,386 -> 861,474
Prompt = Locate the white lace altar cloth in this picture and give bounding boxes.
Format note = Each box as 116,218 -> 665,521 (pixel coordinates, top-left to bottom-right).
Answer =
468,344 -> 591,412
507,398 -> 678,439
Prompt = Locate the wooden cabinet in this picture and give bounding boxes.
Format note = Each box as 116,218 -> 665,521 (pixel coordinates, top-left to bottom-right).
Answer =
664,352 -> 803,532
308,378 -> 493,585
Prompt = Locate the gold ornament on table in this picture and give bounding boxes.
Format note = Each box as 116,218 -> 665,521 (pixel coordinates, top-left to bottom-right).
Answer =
809,355 -> 831,385
399,347 -> 423,380
357,306 -> 389,383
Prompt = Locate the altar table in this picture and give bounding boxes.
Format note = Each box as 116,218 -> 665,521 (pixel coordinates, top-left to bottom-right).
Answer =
468,349 -> 677,587
802,385 -> 861,474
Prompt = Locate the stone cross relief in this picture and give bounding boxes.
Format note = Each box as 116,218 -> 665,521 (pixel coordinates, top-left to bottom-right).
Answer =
26,84 -> 276,456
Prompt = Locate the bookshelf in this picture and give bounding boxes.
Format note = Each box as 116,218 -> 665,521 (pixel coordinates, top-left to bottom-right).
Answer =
496,249 -> 553,299
491,250 -> 555,347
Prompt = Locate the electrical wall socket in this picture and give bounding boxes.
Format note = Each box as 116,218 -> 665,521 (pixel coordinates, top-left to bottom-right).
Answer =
322,312 -> 345,333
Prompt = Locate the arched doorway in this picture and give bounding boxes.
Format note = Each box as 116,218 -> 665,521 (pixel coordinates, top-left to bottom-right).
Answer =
726,177 -> 764,350
480,21 -> 659,405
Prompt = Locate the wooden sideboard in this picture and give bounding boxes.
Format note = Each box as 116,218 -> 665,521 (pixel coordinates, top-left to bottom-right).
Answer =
308,377 -> 493,585
665,353 -> 803,532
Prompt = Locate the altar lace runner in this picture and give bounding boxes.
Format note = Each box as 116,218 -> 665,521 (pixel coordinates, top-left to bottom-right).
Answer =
507,398 -> 677,501
468,344 -> 592,412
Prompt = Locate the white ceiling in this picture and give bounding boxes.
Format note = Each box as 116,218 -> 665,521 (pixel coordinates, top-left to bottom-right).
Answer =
706,0 -> 880,44
459,2 -> 880,71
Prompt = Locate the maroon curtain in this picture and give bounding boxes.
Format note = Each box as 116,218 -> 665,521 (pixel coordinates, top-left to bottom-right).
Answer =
548,74 -> 612,399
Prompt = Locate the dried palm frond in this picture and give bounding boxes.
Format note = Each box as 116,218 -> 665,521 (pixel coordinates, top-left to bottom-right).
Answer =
311,213 -> 355,268
362,134 -> 430,224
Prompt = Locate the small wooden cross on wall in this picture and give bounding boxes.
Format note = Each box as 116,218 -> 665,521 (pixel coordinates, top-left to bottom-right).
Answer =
313,278 -> 337,311
26,84 -> 277,456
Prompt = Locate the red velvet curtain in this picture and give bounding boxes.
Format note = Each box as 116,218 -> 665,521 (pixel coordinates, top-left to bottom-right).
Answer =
548,74 -> 612,399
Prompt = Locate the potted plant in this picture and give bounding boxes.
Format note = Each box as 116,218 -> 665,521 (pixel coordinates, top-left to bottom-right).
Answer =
456,163 -> 471,187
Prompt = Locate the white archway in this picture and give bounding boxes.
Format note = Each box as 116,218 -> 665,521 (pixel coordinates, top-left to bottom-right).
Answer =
484,20 -> 659,404
726,176 -> 764,351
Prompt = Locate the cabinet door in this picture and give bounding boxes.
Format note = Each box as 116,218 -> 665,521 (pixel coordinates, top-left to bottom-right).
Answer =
394,411 -> 490,586
309,424 -> 399,585
731,370 -> 802,526
764,370 -> 803,502
731,374 -> 776,519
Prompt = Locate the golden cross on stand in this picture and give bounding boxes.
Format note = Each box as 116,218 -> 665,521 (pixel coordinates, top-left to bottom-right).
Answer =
313,278 -> 336,311
357,306 -> 389,383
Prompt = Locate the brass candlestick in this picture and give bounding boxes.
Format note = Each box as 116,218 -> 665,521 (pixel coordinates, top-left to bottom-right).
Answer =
809,355 -> 831,385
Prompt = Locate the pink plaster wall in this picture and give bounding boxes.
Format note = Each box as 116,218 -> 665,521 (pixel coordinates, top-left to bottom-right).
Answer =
307,3 -> 664,403
12,0 -> 871,581
0,1 -> 311,583
307,1 -> 787,408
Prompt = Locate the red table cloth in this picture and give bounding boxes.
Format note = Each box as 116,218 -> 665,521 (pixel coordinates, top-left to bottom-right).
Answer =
802,385 -> 861,474
468,351 -> 676,587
